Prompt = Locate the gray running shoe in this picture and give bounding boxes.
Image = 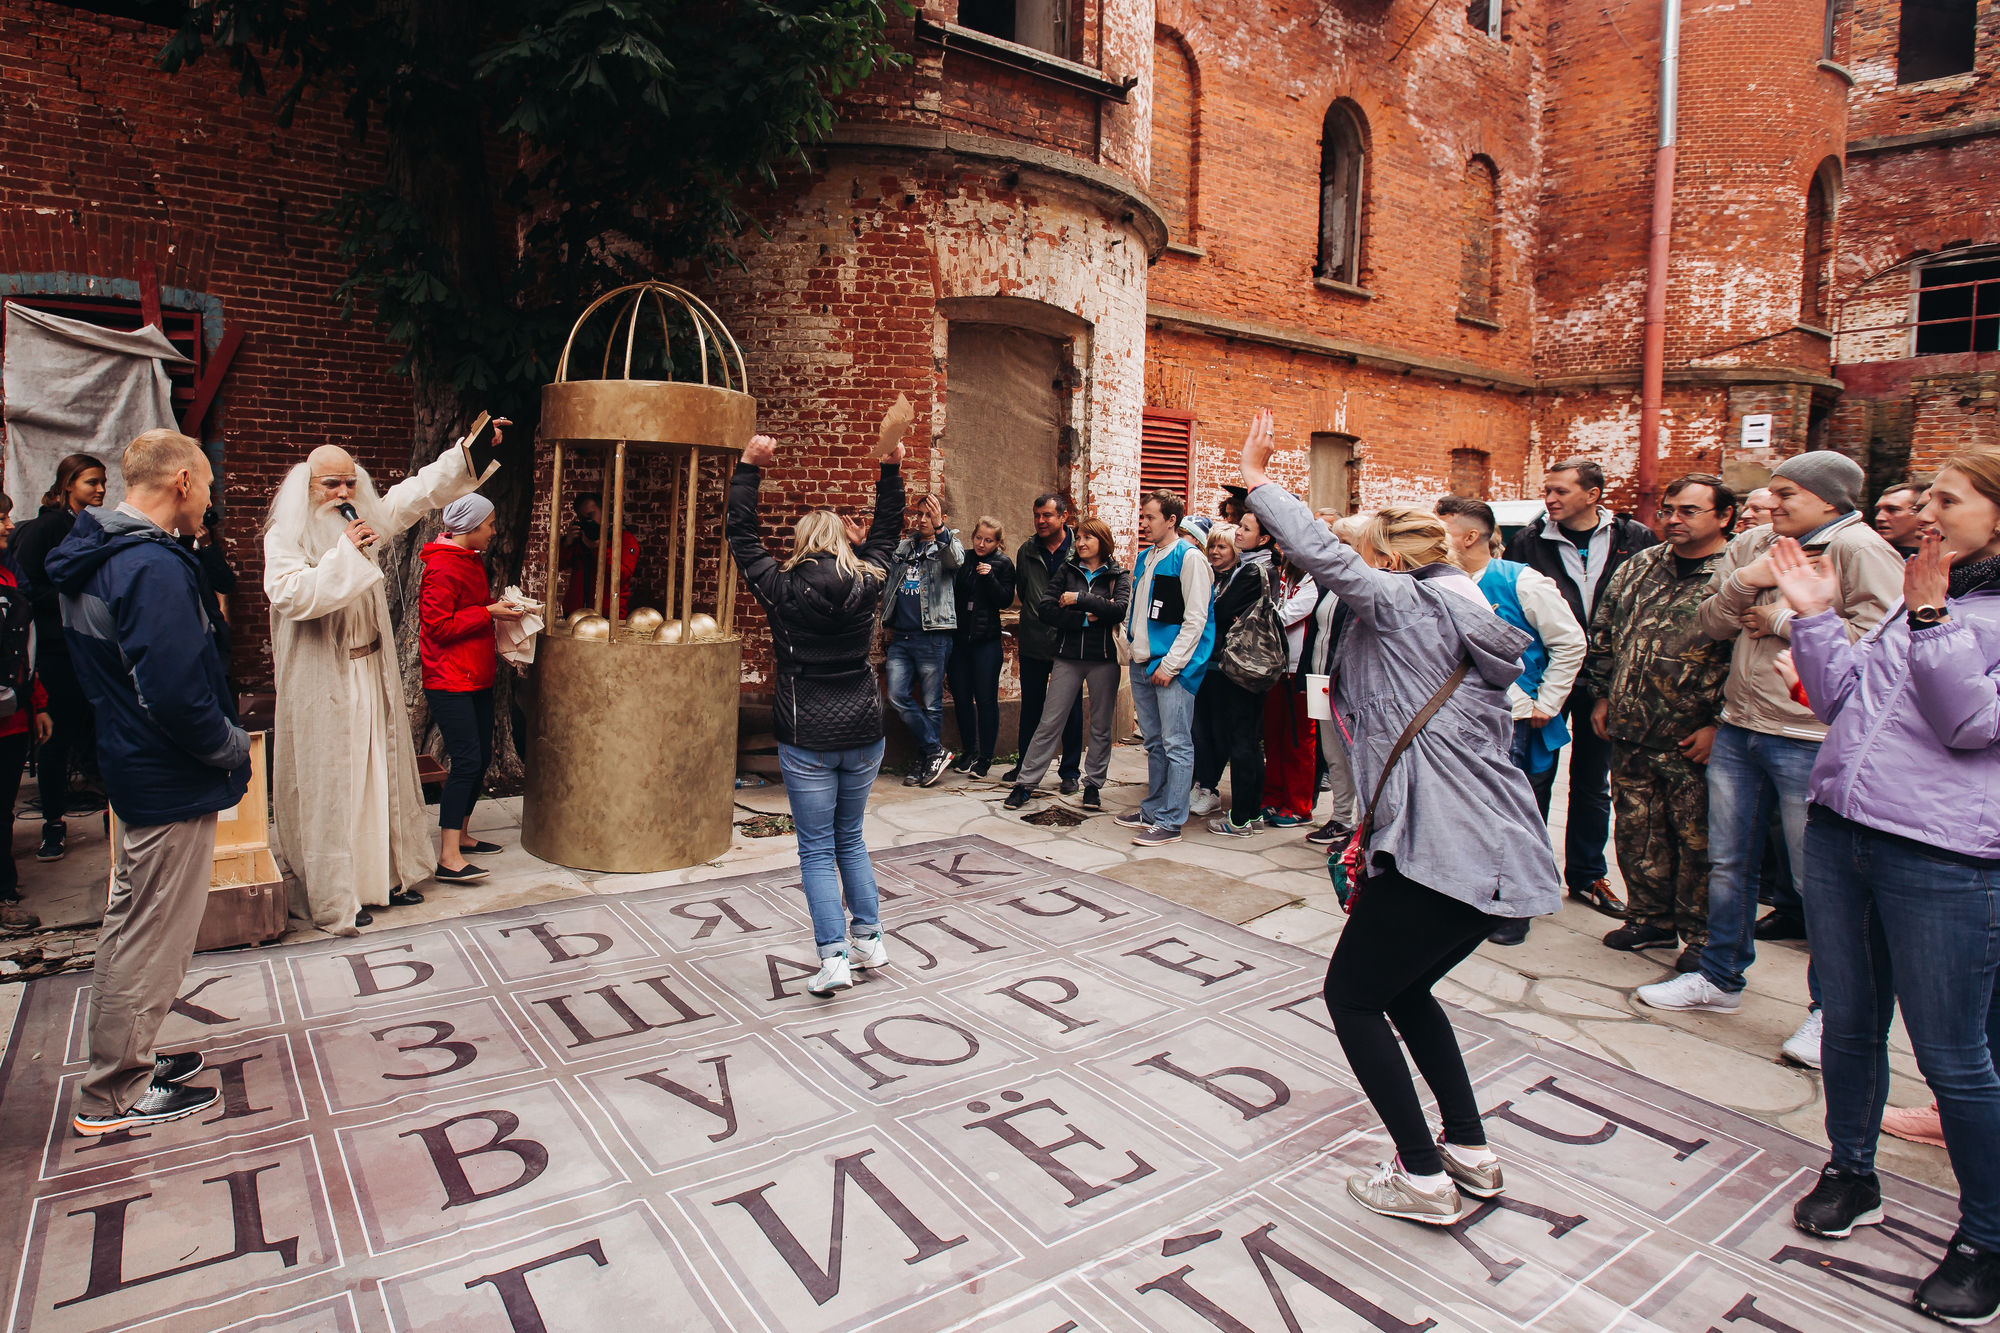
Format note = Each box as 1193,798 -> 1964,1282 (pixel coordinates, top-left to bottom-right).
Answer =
1345,1157 -> 1464,1225
1437,1136 -> 1504,1199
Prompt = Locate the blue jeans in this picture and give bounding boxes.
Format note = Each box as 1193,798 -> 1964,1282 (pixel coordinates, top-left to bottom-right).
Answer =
1808,809 -> 2000,1249
885,631 -> 952,758
1130,664 -> 1197,830
1699,723 -> 1821,1004
946,637 -> 1003,763
777,740 -> 884,957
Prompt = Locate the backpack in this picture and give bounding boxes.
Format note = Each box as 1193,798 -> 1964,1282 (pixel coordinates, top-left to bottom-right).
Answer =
0,579 -> 31,718
1217,570 -> 1287,692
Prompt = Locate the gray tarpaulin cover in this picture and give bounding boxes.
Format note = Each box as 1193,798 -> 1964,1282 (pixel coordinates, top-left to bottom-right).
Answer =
1,302 -> 191,512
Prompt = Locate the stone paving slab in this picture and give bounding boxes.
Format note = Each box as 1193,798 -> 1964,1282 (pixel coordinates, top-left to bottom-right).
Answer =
0,836 -> 1955,1332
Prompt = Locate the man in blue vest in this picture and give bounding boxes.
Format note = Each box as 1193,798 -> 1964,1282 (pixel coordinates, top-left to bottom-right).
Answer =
1115,490 -> 1215,847
1439,496 -> 1585,945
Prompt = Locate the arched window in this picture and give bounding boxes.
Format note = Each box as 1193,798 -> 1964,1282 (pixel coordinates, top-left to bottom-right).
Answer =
1458,157 -> 1500,323
1152,32 -> 1198,245
1800,162 -> 1838,326
1316,102 -> 1367,286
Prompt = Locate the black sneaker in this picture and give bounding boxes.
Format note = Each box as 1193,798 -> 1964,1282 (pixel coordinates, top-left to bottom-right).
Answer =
1675,945 -> 1703,973
1081,784 -> 1102,811
1793,1164 -> 1884,1238
920,750 -> 953,788
1306,818 -> 1352,847
1755,910 -> 1808,941
73,1081 -> 220,1137
1916,1234 -> 2000,1326
1487,919 -> 1531,946
1004,786 -> 1034,810
902,771 -> 921,786
970,759 -> 992,779
1001,766 -> 1021,783
435,863 -> 489,884
951,753 -> 975,773
153,1051 -> 204,1085
1603,922 -> 1679,951
35,823 -> 64,863
1059,777 -> 1080,796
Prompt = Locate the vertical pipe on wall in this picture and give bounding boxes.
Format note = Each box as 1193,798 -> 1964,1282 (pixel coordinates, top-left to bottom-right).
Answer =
1637,0 -> 1682,526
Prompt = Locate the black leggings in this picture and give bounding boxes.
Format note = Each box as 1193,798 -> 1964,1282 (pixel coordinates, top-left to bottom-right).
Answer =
36,663 -> 90,826
426,688 -> 493,832
1193,675 -> 1264,823
1323,865 -> 1501,1175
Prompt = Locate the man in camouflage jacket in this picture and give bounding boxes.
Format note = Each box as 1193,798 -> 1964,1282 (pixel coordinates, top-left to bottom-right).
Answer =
1582,475 -> 1737,967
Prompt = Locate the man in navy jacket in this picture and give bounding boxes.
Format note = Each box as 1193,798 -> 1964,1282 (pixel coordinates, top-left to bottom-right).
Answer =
47,428 -> 250,1136
1504,458 -> 1657,917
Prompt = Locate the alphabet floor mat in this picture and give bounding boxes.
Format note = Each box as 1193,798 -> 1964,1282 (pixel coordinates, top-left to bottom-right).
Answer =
0,836 -> 1951,1331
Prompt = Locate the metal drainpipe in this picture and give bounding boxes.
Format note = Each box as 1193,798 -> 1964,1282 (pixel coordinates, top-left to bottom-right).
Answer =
1636,0 -> 1682,526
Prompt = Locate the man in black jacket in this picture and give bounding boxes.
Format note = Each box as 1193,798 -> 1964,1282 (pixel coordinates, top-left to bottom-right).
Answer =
1007,494 -> 1083,789
1503,458 -> 1658,916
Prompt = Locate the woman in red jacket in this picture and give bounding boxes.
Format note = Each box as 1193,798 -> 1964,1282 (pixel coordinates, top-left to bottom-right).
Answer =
419,494 -> 521,884
0,495 -> 52,929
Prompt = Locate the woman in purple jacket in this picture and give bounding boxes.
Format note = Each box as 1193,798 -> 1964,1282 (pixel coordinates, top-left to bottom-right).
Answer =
1770,445 -> 2000,1326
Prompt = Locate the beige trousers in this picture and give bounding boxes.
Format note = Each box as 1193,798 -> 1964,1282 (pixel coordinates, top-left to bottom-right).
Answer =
77,813 -> 218,1116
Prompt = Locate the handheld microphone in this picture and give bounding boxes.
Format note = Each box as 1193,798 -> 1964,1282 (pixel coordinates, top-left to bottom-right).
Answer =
336,502 -> 359,523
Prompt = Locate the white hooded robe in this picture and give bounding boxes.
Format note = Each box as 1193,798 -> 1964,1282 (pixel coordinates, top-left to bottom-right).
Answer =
265,444 -> 490,934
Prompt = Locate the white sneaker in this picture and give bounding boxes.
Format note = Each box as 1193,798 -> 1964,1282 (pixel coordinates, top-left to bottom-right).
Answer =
850,933 -> 890,970
1636,970 -> 1741,1012
1781,1009 -> 1823,1069
807,952 -> 853,996
1189,786 -> 1220,817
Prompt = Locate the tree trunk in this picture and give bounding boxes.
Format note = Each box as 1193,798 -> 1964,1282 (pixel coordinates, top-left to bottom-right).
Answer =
375,0 -> 538,784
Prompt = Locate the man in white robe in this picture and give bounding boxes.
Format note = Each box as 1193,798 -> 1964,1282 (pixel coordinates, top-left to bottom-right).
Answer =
264,435 -> 498,935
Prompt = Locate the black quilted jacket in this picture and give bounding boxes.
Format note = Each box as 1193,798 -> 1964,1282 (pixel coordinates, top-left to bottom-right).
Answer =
727,462 -> 905,750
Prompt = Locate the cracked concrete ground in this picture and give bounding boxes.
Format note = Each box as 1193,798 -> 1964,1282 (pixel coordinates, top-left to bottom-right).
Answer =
0,741 -> 1953,1196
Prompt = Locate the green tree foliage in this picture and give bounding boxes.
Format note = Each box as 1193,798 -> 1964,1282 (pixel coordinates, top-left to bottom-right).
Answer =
160,0 -> 906,404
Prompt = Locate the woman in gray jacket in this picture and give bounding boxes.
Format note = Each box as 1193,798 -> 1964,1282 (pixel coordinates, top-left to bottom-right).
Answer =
1241,411 -> 1562,1226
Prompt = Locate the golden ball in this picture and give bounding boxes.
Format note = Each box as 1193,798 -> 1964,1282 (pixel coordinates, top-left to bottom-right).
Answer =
622,606 -> 665,637
569,612 -> 611,641
688,612 -> 721,639
654,618 -> 685,644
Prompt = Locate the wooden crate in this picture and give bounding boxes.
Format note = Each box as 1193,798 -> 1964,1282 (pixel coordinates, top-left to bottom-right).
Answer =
108,732 -> 288,952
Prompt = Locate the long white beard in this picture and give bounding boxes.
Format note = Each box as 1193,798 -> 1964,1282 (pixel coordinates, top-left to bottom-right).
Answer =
302,500 -> 369,564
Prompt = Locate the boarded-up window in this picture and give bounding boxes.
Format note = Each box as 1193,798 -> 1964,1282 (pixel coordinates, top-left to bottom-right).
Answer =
943,323 -> 1067,537
1800,166 -> 1836,325
1897,0 -> 1975,83
1459,158 -> 1500,323
1309,433 -> 1357,515
1316,103 -> 1366,286
1152,32 -> 1197,245
1141,408 -> 1195,506
1466,0 -> 1502,37
1450,448 -> 1491,499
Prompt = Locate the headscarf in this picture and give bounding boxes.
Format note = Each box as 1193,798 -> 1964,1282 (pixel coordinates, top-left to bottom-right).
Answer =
442,493 -> 494,534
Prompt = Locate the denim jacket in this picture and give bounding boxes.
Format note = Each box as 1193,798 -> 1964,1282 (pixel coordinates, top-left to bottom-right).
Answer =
879,528 -> 965,631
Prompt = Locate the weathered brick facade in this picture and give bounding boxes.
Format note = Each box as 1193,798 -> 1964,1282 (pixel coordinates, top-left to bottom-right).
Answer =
0,3 -> 412,691
4,0 -> 1996,698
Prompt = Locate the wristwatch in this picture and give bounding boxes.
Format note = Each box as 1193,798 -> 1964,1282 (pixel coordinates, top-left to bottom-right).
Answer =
1909,603 -> 1950,629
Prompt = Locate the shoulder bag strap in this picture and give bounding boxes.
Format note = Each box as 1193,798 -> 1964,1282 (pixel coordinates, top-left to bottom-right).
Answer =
1358,656 -> 1473,834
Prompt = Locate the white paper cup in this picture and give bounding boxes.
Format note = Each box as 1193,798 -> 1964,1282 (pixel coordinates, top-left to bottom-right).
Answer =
1306,673 -> 1332,721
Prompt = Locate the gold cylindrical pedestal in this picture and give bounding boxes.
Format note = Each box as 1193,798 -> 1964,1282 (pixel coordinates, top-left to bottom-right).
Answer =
522,633 -> 740,873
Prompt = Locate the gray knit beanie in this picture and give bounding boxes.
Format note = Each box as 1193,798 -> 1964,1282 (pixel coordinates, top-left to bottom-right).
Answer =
1772,451 -> 1864,514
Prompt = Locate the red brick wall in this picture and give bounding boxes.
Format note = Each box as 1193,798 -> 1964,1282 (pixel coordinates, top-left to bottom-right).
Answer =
1536,0 -> 1848,383
0,2 -> 411,692
1151,30 -> 1196,244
